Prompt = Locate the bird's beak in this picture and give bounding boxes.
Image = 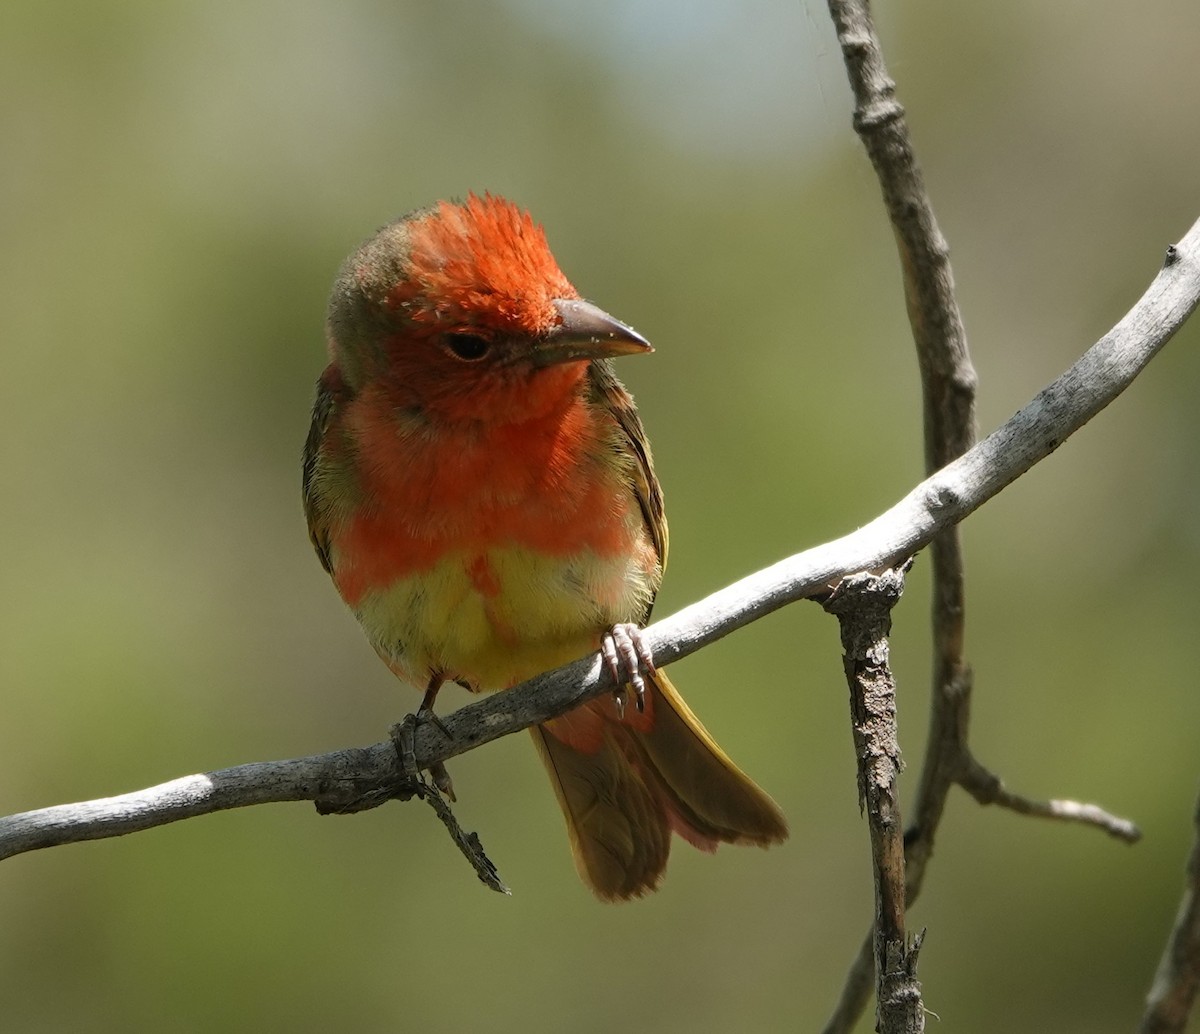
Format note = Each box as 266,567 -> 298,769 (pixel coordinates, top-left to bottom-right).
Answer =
534,299 -> 653,366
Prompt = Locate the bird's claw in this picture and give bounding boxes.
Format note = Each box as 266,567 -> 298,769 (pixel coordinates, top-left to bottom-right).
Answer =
601,622 -> 656,716
612,688 -> 627,721
428,761 -> 456,801
390,709 -> 457,801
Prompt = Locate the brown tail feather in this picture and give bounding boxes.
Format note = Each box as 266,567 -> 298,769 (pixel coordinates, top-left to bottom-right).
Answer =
532,669 -> 787,900
531,723 -> 670,900
636,670 -> 788,847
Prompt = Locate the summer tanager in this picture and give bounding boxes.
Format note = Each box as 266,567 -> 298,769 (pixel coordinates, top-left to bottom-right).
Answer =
303,194 -> 787,899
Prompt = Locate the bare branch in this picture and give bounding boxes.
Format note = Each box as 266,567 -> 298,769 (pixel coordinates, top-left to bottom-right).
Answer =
821,0 -> 1198,1026
1139,789 -> 1200,1033
0,752 -> 399,859
825,0 -> 976,1024
826,0 -> 977,454
958,757 -> 1141,843
410,780 -> 511,896
0,225 -> 1193,862
825,568 -> 925,1032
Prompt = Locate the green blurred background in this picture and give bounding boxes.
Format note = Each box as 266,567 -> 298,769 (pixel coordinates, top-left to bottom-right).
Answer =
3,2 -> 1199,1031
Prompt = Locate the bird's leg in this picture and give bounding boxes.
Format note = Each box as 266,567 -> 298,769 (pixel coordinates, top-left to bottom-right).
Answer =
390,674 -> 456,800
601,623 -> 657,715
391,714 -> 420,784
417,675 -> 452,739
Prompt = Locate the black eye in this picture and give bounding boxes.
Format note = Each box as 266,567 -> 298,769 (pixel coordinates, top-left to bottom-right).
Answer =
445,333 -> 491,361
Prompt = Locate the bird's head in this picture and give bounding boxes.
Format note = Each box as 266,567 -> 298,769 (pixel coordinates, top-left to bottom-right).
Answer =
326,193 -> 650,423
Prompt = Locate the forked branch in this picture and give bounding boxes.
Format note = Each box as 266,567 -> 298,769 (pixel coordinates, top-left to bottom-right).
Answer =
820,0 -> 1166,1028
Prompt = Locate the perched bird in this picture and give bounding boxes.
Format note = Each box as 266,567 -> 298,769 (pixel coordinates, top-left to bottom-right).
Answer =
303,194 -> 787,899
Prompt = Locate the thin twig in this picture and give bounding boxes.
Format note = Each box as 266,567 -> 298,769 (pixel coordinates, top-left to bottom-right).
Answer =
0,226 -> 1194,861
1139,788 -> 1200,1033
958,758 -> 1140,843
412,780 -> 510,895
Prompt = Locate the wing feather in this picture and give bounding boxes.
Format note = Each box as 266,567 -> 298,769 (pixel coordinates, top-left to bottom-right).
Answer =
302,368 -> 342,574
587,360 -> 667,618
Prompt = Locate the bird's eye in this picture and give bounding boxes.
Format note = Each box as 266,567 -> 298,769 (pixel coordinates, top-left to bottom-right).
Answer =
445,333 -> 491,361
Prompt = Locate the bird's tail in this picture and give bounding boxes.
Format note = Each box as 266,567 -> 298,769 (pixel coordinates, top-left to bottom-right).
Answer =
530,669 -> 788,900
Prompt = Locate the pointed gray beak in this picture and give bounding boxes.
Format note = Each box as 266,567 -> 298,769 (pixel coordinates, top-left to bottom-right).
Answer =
533,298 -> 653,366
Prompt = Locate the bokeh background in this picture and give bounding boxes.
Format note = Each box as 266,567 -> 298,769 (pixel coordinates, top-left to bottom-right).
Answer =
3,2 -> 1199,1031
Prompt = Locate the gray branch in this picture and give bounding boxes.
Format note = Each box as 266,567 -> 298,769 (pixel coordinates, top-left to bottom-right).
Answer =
1,217 -> 1195,863
820,2 -> 1162,1028
825,0 -> 975,1024
958,757 -> 1142,841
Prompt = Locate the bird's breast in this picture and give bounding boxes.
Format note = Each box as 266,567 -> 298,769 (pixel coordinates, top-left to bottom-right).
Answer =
325,386 -> 659,690
353,540 -> 657,690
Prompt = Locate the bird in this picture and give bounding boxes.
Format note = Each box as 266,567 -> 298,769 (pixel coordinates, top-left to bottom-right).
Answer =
303,193 -> 787,899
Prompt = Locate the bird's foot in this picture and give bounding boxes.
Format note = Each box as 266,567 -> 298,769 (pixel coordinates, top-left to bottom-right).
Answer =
601,622 -> 657,719
390,710 -> 456,801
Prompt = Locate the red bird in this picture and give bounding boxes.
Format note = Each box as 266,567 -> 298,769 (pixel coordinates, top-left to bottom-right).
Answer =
304,194 -> 787,898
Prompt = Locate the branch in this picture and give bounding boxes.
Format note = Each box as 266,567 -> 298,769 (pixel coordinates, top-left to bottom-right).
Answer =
821,0 -> 1156,1026
1,223 -> 1194,862
1139,788 -> 1200,1033
825,568 -> 926,1033
825,0 -> 978,901
827,0 -> 976,457
958,757 -> 1140,842
824,0 -> 980,878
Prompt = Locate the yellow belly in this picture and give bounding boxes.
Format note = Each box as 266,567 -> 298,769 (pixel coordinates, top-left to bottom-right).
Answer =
354,542 -> 658,691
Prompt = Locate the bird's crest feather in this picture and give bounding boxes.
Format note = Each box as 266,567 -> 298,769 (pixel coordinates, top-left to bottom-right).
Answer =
388,193 -> 577,335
